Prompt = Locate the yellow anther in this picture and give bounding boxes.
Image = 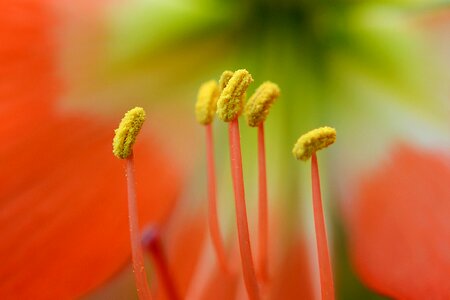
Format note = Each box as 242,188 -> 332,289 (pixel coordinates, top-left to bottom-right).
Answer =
245,81 -> 280,127
195,80 -> 220,125
217,69 -> 253,122
112,107 -> 146,159
219,70 -> 234,91
292,127 -> 336,161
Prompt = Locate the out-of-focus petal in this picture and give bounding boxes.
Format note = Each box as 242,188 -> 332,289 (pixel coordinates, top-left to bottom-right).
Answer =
269,237 -> 314,300
0,117 -> 180,299
165,212 -> 206,299
0,0 -> 180,298
348,145 -> 450,299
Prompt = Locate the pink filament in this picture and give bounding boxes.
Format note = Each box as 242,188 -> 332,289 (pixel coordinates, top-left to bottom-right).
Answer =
257,123 -> 269,283
126,153 -> 153,300
228,119 -> 260,300
311,152 -> 335,300
142,227 -> 180,300
205,124 -> 230,273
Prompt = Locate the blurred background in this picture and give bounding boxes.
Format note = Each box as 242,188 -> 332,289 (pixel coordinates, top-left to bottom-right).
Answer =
1,0 -> 449,299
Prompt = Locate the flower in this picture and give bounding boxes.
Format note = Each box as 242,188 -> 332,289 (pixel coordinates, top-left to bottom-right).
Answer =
1,0 -> 450,299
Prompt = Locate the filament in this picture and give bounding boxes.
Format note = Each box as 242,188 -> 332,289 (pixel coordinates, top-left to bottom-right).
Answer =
311,152 -> 335,300
206,123 -> 230,273
257,123 -> 269,283
228,118 -> 260,300
126,153 -> 153,300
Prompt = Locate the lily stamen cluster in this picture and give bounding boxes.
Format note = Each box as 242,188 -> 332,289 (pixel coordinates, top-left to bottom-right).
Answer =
110,70 -> 337,300
195,69 -> 337,299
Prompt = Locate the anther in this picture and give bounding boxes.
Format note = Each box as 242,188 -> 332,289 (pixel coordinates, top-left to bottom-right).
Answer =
113,107 -> 146,159
245,81 -> 280,127
292,126 -> 336,161
195,80 -> 220,125
216,69 -> 254,122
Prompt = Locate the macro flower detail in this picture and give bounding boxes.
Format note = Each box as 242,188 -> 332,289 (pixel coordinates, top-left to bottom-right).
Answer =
3,0 -> 449,299
191,71 -> 327,300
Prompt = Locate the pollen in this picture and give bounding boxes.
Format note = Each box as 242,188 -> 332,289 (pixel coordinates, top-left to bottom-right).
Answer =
245,81 -> 280,127
113,107 -> 146,159
219,70 -> 234,91
292,126 -> 336,161
195,80 -> 220,125
217,69 -> 254,122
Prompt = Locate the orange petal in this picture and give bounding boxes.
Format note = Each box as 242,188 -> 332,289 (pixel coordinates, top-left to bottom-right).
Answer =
349,145 -> 450,299
165,211 -> 207,299
268,237 -> 315,300
0,114 -> 181,299
0,0 -> 181,298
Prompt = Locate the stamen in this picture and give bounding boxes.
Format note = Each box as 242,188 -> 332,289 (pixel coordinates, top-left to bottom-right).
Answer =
113,107 -> 152,300
293,127 -> 336,300
142,227 -> 181,300
229,119 -> 260,300
195,80 -> 220,125
244,81 -> 280,284
113,107 -> 146,159
292,126 -> 336,161
195,80 -> 230,273
217,69 -> 254,122
217,69 -> 259,299
244,81 -> 280,127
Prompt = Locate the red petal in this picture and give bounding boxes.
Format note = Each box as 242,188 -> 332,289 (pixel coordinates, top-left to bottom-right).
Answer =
166,212 -> 206,299
164,210 -> 238,300
0,114 -> 180,299
268,237 -> 315,300
349,145 -> 450,299
0,1 -> 180,298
